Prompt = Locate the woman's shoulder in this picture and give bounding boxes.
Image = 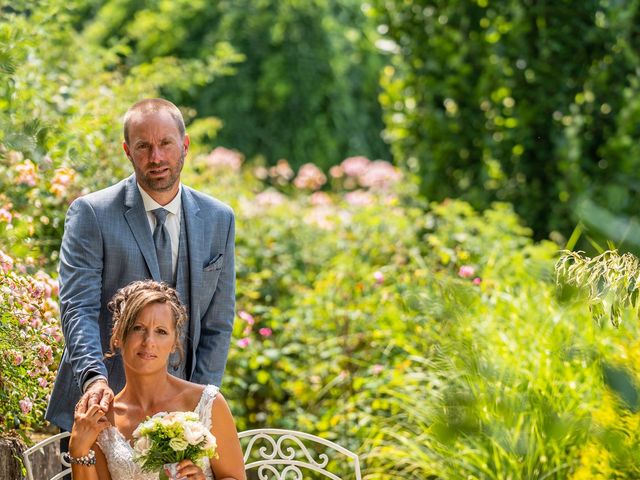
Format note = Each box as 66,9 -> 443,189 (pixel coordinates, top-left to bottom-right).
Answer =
170,377 -> 220,410
169,378 -> 202,403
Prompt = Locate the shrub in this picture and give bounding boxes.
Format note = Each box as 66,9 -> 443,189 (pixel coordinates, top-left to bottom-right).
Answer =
0,251 -> 61,433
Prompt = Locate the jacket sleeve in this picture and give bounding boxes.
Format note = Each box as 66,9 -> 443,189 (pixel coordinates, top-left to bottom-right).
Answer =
58,197 -> 108,391
192,211 -> 236,386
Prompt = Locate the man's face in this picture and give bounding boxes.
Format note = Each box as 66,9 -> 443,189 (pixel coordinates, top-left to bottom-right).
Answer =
123,110 -> 189,197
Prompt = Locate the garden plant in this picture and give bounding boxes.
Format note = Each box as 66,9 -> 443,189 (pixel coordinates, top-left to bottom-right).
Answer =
3,1 -> 640,479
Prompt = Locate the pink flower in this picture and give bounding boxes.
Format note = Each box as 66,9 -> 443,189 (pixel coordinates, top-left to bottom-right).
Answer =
267,159 -> 295,185
205,147 -> 243,171
458,265 -> 475,278
255,189 -> 286,207
358,161 -> 402,190
37,279 -> 53,299
310,192 -> 332,206
13,352 -> 23,366
253,166 -> 269,180
39,343 -> 53,364
0,208 -> 12,223
373,271 -> 384,284
274,159 -> 294,180
19,398 -> 33,414
341,156 -> 370,177
258,327 -> 272,337
238,310 -> 255,325
329,165 -> 344,178
372,364 -> 384,375
344,190 -> 374,206
473,277 -> 482,285
0,249 -> 14,273
15,159 -> 38,186
49,167 -> 76,198
38,377 -> 48,388
237,337 -> 250,348
293,163 -> 327,191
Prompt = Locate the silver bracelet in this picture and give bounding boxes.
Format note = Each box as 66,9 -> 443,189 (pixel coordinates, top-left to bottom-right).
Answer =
62,449 -> 96,466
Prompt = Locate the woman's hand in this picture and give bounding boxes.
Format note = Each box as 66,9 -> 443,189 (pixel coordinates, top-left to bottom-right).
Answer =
69,403 -> 111,455
176,459 -> 206,479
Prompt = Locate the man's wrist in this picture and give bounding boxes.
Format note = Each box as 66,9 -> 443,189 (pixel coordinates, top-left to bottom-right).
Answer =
83,374 -> 107,393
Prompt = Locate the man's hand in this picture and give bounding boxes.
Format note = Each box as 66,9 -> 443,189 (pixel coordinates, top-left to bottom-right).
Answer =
77,379 -> 113,414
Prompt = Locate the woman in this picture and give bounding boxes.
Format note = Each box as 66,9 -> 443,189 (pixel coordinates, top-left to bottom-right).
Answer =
66,280 -> 246,480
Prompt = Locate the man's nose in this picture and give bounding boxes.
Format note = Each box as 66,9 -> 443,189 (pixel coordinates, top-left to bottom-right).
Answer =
149,145 -> 162,162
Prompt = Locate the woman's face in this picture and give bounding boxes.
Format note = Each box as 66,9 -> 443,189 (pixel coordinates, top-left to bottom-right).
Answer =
121,302 -> 176,374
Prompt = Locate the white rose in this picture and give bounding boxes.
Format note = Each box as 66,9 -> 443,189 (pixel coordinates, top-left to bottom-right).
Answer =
134,436 -> 152,455
183,423 -> 206,445
203,432 -> 217,451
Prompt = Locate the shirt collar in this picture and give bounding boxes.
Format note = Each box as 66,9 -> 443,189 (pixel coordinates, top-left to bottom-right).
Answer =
137,183 -> 182,216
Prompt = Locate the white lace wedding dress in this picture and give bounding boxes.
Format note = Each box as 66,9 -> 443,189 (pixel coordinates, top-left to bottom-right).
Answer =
96,385 -> 219,480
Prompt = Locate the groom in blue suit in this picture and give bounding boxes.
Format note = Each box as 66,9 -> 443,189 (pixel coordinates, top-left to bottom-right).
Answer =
46,98 -> 235,432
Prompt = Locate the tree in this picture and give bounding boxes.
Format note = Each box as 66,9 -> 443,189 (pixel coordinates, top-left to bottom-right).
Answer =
373,0 -> 640,237
80,0 -> 390,170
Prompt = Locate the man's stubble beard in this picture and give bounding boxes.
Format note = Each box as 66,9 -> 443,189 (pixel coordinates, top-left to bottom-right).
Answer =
140,152 -> 185,193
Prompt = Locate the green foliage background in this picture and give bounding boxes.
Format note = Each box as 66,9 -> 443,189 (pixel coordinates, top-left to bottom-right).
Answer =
4,1 -> 640,478
78,0 -> 390,171
372,0 -> 640,237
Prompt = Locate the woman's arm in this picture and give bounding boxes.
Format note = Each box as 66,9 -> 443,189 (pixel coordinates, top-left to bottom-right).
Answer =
68,403 -> 112,480
174,391 -> 246,480
208,393 -> 246,480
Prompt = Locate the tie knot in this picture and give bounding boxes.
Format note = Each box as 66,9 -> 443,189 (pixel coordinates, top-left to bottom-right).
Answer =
152,208 -> 169,226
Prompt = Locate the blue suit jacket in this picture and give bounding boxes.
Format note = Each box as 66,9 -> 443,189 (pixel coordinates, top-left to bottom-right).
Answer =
45,175 -> 235,431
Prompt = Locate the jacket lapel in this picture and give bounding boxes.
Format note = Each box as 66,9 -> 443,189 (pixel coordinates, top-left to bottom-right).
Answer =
182,187 -> 204,334
123,176 -> 161,281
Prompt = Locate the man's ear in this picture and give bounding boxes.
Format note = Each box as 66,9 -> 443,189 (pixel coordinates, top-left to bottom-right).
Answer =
123,141 -> 132,160
183,134 -> 190,154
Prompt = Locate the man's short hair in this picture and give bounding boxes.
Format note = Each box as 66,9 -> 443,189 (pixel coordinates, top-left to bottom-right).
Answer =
123,98 -> 186,144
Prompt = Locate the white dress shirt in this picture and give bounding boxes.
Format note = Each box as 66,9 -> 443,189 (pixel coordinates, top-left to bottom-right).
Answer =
137,183 -> 182,275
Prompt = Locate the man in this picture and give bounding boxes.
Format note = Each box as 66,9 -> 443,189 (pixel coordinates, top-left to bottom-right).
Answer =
46,98 -> 235,432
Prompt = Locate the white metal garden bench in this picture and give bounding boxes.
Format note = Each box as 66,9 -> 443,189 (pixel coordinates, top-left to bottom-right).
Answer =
239,428 -> 361,479
23,428 -> 362,480
22,431 -> 71,480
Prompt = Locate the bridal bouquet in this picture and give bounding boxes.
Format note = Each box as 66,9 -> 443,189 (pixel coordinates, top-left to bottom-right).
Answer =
132,411 -> 217,479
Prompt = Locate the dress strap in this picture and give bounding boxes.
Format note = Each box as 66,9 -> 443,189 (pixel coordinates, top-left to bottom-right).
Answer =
194,385 -> 219,431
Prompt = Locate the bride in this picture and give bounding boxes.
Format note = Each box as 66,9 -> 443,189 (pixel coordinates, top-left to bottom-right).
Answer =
66,280 -> 246,480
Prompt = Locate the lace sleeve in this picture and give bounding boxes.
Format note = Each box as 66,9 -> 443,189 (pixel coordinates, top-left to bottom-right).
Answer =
194,384 -> 220,431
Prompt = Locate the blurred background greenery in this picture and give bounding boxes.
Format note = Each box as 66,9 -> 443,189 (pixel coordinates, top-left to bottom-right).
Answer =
4,0 -> 640,478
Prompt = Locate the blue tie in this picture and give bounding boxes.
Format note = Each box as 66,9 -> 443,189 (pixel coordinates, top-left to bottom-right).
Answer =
152,208 -> 173,285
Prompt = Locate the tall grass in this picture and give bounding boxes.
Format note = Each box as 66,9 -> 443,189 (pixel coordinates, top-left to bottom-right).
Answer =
362,246 -> 640,478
